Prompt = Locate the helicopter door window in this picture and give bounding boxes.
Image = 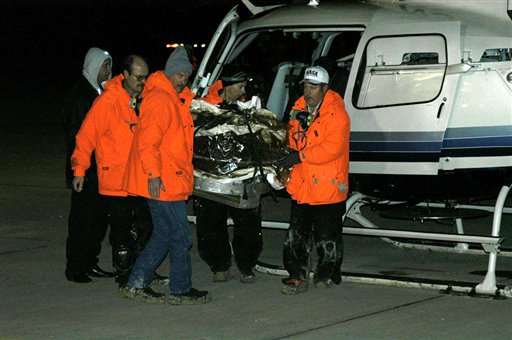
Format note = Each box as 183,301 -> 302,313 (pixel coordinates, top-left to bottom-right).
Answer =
480,48 -> 512,62
353,34 -> 447,108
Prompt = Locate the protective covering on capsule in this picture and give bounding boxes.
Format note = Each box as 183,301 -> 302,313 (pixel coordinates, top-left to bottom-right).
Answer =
190,100 -> 289,208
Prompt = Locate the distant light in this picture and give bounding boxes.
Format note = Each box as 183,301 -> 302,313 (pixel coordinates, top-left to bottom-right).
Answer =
167,42 -> 207,49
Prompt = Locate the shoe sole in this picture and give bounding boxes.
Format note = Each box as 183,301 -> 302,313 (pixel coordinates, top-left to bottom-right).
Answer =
240,276 -> 255,284
281,284 -> 308,295
118,288 -> 165,304
168,293 -> 212,305
212,272 -> 230,282
123,294 -> 165,304
314,280 -> 333,289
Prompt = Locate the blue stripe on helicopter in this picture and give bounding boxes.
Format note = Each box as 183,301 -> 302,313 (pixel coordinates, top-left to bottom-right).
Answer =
442,136 -> 512,148
350,141 -> 441,152
350,131 -> 442,152
349,126 -> 512,160
442,126 -> 512,149
443,125 -> 512,139
350,131 -> 444,142
350,126 -> 512,152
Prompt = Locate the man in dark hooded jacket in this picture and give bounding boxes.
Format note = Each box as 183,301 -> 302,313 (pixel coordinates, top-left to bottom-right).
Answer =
63,47 -> 114,283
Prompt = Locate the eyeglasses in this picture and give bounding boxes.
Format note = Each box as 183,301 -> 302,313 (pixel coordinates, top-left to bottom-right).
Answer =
130,73 -> 148,82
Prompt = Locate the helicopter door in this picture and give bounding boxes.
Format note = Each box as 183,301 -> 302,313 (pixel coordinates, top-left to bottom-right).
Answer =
191,6 -> 240,97
345,22 -> 461,176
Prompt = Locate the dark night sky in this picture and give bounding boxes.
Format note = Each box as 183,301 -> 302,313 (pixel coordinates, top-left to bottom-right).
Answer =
1,0 -> 240,122
3,1 -> 239,82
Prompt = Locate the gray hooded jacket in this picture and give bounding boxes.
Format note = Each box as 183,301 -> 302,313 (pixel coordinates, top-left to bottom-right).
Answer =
82,47 -> 112,94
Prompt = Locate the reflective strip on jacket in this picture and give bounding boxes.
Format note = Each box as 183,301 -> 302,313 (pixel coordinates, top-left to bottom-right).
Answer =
71,74 -> 136,197
286,89 -> 350,205
123,71 -> 195,201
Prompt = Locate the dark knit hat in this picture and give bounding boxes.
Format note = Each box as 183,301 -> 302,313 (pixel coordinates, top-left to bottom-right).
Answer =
220,64 -> 248,86
164,46 -> 192,77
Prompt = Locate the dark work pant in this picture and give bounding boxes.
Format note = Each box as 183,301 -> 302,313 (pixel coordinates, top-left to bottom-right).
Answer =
195,197 -> 263,273
283,200 -> 346,284
132,196 -> 154,257
103,195 -> 153,286
65,181 -> 108,274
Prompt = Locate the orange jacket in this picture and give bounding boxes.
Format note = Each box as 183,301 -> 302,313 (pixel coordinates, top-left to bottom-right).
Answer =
71,74 -> 136,197
123,71 -> 195,201
201,80 -> 224,105
286,89 -> 350,205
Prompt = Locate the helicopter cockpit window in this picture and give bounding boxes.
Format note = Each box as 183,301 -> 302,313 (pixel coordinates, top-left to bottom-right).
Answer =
224,30 -> 320,118
353,34 -> 446,108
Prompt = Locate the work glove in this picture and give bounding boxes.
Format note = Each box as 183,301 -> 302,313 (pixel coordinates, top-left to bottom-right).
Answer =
275,150 -> 301,169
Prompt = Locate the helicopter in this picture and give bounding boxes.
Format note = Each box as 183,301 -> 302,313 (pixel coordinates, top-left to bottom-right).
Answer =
190,0 -> 512,297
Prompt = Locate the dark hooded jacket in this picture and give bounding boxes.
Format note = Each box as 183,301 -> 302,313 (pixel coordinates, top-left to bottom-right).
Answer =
63,48 -> 112,188
63,77 -> 100,188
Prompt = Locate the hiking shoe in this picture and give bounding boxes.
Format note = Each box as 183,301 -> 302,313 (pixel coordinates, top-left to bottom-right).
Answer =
119,286 -> 165,304
239,269 -> 255,284
314,278 -> 333,289
152,272 -> 170,287
212,271 -> 230,282
281,278 -> 308,295
168,288 -> 211,305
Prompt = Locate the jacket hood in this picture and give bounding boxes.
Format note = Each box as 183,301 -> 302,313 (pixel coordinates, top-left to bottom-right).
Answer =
93,75 -> 131,107
143,71 -> 194,103
82,47 -> 112,95
143,71 -> 174,96
103,74 -> 123,90
293,89 -> 342,112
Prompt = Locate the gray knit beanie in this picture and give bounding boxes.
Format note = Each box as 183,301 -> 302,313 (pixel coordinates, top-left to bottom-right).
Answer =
164,46 -> 192,77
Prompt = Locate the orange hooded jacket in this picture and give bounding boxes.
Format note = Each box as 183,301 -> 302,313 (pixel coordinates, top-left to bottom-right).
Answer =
71,74 -> 137,197
201,80 -> 224,105
123,71 -> 195,201
286,89 -> 350,205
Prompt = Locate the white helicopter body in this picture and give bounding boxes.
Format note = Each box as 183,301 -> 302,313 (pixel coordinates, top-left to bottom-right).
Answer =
192,0 -> 512,203
190,0 -> 512,297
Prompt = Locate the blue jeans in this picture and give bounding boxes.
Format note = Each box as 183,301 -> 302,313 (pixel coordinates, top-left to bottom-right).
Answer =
127,199 -> 192,294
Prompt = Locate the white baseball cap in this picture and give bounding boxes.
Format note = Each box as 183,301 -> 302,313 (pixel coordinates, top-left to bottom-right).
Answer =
302,66 -> 329,85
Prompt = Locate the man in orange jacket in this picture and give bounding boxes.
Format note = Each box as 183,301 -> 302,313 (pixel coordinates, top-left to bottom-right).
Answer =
71,55 -> 150,287
276,66 -> 350,295
120,47 -> 210,305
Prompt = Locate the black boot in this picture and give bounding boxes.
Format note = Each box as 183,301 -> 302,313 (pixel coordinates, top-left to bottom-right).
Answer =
115,271 -> 131,288
113,246 -> 134,287
65,270 -> 92,283
87,265 -> 115,278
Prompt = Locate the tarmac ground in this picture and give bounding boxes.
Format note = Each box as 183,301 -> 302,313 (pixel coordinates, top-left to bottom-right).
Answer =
1,123 -> 511,339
